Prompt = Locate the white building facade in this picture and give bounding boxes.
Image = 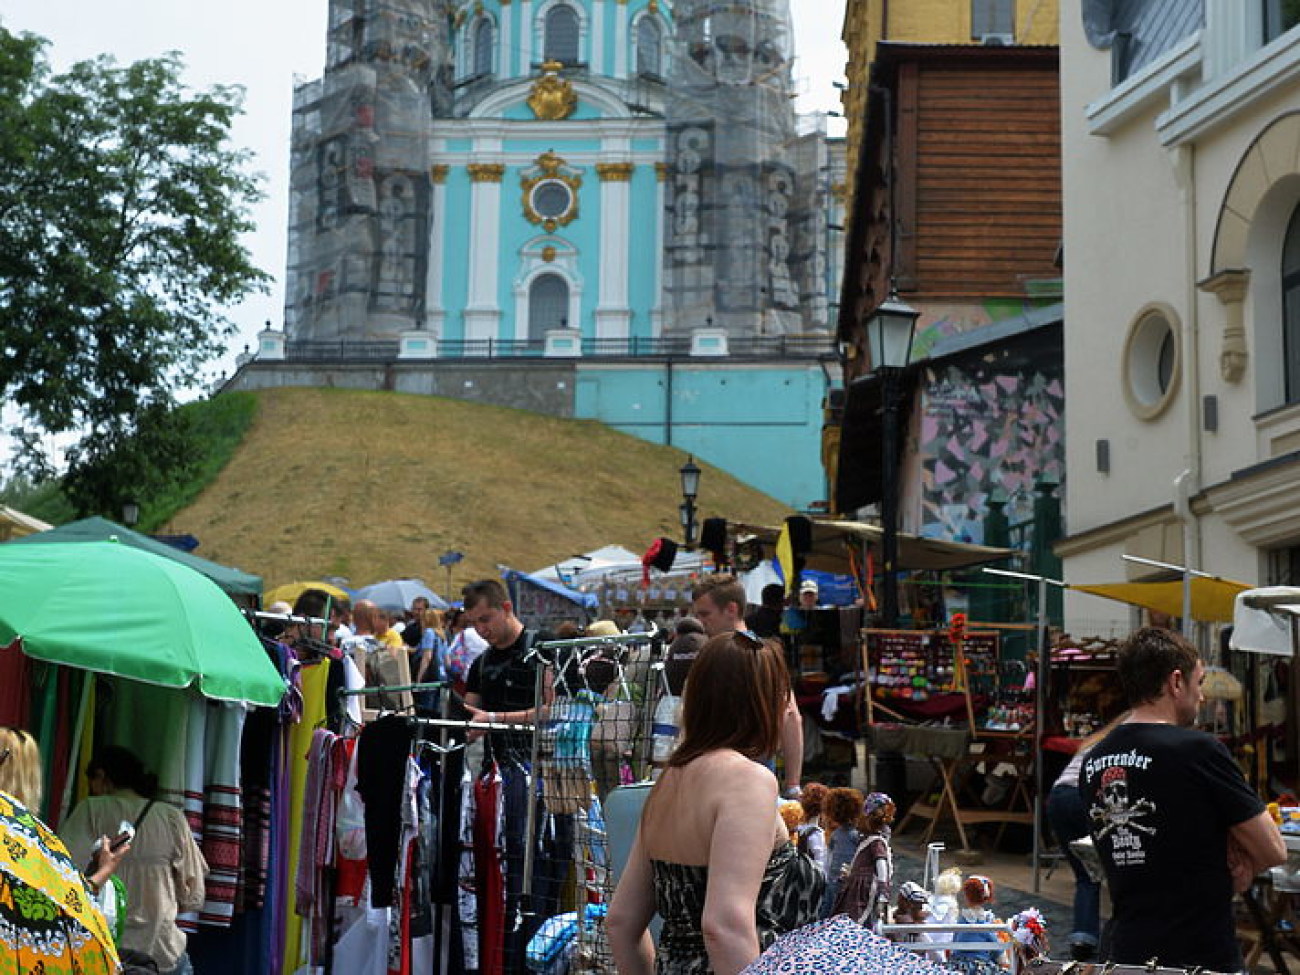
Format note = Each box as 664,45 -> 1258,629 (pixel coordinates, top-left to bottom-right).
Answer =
1059,0 -> 1300,630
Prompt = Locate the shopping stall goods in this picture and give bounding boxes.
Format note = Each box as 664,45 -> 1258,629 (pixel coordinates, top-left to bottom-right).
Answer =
863,627 -> 1038,853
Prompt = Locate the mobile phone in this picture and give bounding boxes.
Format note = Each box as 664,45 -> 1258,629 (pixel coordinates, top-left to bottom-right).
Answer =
109,821 -> 135,851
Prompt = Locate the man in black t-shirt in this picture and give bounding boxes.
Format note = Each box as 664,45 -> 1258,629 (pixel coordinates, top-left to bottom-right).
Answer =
461,578 -> 555,969
462,579 -> 553,761
1080,627 -> 1285,972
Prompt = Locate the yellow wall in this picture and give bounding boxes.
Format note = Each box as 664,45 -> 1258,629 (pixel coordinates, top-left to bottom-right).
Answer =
840,0 -> 1060,213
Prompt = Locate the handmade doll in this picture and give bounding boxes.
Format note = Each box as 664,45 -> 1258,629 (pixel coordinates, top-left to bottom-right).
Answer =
795,782 -> 829,878
948,874 -> 1005,975
1009,907 -> 1050,968
820,786 -> 864,917
779,800 -> 805,843
930,866 -> 963,925
831,791 -> 896,931
890,880 -> 944,961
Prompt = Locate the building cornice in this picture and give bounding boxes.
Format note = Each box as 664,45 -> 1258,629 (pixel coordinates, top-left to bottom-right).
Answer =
1054,503 -> 1178,560
1085,32 -> 1202,137
1203,450 -> 1300,548
1158,30 -> 1300,146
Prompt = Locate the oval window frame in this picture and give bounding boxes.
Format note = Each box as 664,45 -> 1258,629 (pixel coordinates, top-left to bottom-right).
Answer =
1121,303 -> 1182,421
531,179 -> 574,221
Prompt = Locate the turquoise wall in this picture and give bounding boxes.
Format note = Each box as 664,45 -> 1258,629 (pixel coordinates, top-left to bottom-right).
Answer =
574,365 -> 831,508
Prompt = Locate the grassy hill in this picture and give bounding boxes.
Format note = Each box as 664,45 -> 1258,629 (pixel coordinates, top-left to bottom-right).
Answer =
167,386 -> 793,594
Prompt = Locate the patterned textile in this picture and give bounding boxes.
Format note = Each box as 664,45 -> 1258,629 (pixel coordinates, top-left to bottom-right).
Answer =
0,790 -> 118,975
293,728 -> 337,915
651,843 -> 824,974
741,915 -> 957,975
199,701 -> 247,927
237,707 -> 276,912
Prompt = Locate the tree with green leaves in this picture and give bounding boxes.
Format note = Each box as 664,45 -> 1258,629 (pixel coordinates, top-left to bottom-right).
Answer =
0,27 -> 268,518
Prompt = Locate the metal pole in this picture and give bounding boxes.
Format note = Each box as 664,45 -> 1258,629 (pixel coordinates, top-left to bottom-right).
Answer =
881,365 -> 901,626
1032,574 -> 1048,894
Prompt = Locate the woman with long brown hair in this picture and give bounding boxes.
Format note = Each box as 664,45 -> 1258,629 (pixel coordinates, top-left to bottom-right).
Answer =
607,631 -> 824,974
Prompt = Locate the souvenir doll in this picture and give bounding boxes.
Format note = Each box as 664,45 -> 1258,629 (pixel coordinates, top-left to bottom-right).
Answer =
831,791 -> 896,931
948,875 -> 1005,975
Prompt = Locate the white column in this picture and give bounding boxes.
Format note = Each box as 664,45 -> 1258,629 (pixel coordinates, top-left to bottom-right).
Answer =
500,1 -> 514,78
464,162 -> 504,348
614,4 -> 628,78
1204,0 -> 1257,80
595,160 -> 634,342
591,0 -> 605,75
425,164 -> 448,337
520,0 -> 534,70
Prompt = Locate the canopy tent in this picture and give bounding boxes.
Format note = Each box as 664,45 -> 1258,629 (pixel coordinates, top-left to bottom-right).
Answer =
0,541 -> 285,706
501,568 -> 599,611
732,519 -> 1013,575
1070,575 -> 1251,624
0,504 -> 51,542
1230,586 -> 1300,656
10,516 -> 262,599
532,545 -> 711,589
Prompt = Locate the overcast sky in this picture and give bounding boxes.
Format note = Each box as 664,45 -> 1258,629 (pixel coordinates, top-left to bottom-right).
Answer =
0,0 -> 847,388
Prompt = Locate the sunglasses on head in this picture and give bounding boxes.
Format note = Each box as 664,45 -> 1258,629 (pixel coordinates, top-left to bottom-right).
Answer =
735,629 -> 764,649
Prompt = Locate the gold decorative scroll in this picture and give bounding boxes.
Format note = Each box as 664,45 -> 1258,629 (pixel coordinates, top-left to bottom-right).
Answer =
527,60 -> 577,120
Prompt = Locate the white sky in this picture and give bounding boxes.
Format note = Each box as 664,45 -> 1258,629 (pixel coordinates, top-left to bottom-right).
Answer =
0,0 -> 847,389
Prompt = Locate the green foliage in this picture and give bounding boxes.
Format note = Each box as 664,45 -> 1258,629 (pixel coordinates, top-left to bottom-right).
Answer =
0,27 -> 269,511
0,392 -> 256,529
140,392 -> 257,530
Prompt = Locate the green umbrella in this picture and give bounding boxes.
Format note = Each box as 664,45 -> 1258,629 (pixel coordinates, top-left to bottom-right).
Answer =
0,540 -> 285,706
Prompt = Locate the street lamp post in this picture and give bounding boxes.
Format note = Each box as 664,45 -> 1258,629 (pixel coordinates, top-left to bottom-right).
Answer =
866,292 -> 920,626
679,455 -> 701,549
121,499 -> 140,528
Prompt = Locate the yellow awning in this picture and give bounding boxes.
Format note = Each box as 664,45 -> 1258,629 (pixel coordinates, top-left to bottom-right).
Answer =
1070,576 -> 1251,624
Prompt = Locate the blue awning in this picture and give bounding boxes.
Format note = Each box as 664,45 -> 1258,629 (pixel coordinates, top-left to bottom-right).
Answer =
501,568 -> 599,610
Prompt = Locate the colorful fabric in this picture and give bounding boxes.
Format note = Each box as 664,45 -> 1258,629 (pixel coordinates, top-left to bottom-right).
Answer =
0,790 -> 118,975
199,701 -> 247,927
280,659 -> 329,973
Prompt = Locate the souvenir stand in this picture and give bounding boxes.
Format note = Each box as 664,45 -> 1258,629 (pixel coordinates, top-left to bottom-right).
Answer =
874,621 -> 1038,854
1229,588 -> 1300,974
289,625 -> 666,975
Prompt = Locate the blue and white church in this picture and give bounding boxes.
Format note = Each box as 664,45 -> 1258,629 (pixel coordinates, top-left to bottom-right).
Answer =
248,0 -> 846,509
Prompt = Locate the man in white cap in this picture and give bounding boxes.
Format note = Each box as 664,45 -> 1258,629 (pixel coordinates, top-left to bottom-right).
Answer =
798,577 -> 821,610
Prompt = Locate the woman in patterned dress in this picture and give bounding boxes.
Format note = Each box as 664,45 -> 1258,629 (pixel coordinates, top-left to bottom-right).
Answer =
607,630 -> 824,975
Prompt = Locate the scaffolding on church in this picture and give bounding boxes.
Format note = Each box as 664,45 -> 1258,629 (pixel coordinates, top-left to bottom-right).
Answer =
283,0 -> 453,342
663,0 -> 833,337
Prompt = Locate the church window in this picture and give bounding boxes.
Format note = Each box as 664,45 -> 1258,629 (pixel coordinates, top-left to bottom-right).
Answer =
1282,202 -> 1300,402
637,18 -> 663,77
532,180 -> 574,221
529,273 -> 570,339
544,5 -> 581,65
473,18 -> 494,77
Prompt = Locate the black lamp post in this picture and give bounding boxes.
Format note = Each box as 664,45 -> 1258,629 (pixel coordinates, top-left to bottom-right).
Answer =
866,291 -> 919,626
678,455 -> 701,549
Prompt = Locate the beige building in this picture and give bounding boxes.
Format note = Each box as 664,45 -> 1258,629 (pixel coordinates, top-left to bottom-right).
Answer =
840,0 -> 1059,216
1059,2 -> 1300,632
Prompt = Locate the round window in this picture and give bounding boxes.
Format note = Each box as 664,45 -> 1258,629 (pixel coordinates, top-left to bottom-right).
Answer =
1123,306 -> 1180,420
532,180 -> 573,219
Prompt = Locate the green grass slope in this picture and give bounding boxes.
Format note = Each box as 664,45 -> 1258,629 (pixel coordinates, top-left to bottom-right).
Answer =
168,386 -> 793,593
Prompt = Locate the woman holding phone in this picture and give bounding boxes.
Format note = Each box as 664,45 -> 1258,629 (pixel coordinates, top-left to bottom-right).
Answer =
63,746 -> 208,975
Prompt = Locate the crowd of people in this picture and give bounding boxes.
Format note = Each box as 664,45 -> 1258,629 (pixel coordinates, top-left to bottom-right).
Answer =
2,571 -> 1293,975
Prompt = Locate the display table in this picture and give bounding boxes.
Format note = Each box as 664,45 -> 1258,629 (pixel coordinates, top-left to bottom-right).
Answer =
1242,834 -> 1300,974
892,726 -> 1035,851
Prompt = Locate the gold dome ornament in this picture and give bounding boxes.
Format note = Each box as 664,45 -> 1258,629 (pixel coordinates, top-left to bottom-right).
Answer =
528,61 -> 577,121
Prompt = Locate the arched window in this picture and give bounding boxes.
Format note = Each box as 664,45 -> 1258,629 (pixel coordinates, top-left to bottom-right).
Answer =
1282,203 -> 1300,402
636,18 -> 662,77
529,274 -> 570,340
544,5 -> 580,65
473,18 -> 494,77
